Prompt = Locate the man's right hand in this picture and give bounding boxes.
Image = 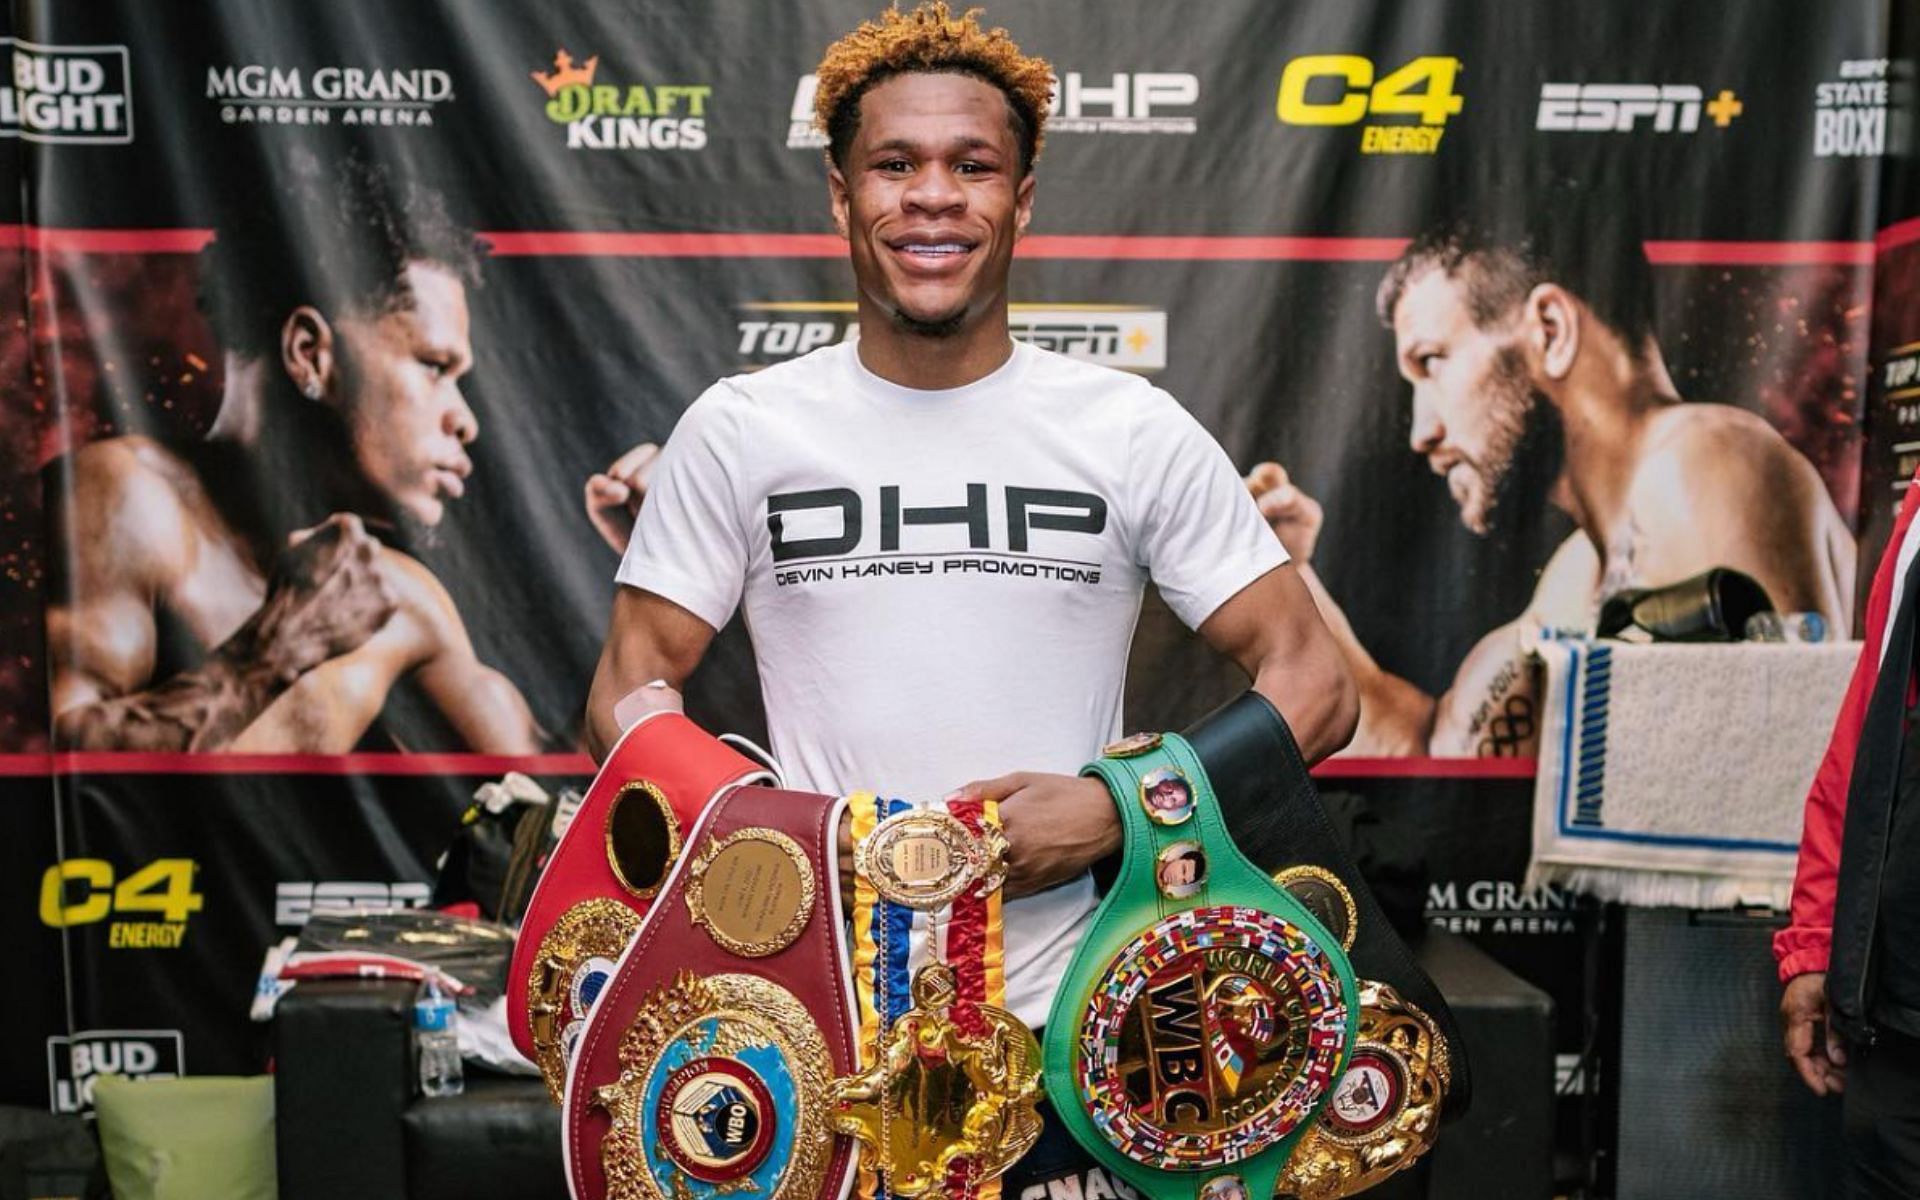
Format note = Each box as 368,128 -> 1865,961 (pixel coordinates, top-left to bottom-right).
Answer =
1246,461 -> 1323,562
1780,971 -> 1846,1095
246,513 -> 398,683
585,443 -> 661,555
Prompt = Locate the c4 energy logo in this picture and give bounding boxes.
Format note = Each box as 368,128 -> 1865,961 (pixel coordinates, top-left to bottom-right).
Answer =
1536,82 -> 1742,133
1275,55 -> 1461,155
1813,59 -> 1887,157
531,48 -> 710,151
39,858 -> 203,949
736,303 -> 1166,372
2,39 -> 133,144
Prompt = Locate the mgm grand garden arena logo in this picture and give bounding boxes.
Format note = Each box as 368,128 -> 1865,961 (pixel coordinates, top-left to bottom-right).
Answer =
2,39 -> 132,143
735,303 -> 1167,372
205,62 -> 453,127
530,47 -> 710,151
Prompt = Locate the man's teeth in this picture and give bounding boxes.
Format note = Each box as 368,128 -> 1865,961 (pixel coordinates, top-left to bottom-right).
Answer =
902,243 -> 966,254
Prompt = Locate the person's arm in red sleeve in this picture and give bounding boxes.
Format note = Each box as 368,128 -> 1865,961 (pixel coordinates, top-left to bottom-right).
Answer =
1777,468 -> 1920,1094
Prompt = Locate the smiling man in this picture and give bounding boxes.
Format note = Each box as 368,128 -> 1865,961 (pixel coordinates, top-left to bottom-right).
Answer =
586,4 -> 1356,1186
47,155 -> 538,753
1249,205 -> 1855,756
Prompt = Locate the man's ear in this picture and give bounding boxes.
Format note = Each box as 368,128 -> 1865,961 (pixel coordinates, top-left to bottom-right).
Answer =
827,161 -> 851,241
1525,283 -> 1580,382
1013,170 -> 1036,241
280,306 -> 337,402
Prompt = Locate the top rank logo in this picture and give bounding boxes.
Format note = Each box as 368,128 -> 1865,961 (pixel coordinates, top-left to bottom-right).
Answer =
531,48 -> 710,152
1275,55 -> 1462,155
1535,82 -> 1742,133
2,39 -> 133,144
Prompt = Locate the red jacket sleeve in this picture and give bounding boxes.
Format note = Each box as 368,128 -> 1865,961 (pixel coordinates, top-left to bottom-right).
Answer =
1774,474 -> 1920,981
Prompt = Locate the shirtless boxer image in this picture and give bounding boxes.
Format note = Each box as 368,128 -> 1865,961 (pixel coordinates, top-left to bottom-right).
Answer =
46,157 -> 540,753
1249,210 -> 1856,757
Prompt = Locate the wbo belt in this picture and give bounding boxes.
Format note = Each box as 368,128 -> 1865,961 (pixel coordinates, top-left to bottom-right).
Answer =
1046,731 -> 1360,1200
563,783 -> 860,1200
510,712 -> 772,1101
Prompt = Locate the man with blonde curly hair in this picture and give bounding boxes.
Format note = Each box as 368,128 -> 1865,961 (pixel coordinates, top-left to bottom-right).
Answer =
586,6 -> 1358,1183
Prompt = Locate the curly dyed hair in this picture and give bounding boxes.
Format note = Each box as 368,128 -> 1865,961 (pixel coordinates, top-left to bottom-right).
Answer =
814,3 -> 1053,175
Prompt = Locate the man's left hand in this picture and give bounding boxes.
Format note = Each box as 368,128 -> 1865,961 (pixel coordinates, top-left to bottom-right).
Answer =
951,772 -> 1121,899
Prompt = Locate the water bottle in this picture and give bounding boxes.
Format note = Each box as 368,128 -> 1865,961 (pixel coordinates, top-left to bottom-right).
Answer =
414,980 -> 464,1098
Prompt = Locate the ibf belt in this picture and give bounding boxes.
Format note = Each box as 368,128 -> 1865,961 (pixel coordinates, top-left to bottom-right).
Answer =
563,784 -> 858,1200
833,794 -> 1040,1200
512,712 -> 772,1102
1044,733 -> 1359,1200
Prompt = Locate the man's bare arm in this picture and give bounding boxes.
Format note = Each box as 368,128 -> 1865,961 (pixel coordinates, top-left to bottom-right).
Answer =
584,586 -> 718,760
1195,562 -> 1359,763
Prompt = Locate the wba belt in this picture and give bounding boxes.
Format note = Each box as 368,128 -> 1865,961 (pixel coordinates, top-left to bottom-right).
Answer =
563,783 -> 860,1200
1045,732 -> 1358,1200
510,713 -> 771,1101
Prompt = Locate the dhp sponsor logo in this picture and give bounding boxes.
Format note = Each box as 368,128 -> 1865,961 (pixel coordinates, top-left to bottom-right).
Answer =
205,62 -> 453,127
1275,55 -> 1462,155
787,70 -> 1196,148
531,48 -> 709,151
274,880 -> 431,927
2,39 -> 132,143
1536,82 -> 1742,133
735,303 -> 1165,373
1813,59 -> 1887,158
47,1031 -> 183,1115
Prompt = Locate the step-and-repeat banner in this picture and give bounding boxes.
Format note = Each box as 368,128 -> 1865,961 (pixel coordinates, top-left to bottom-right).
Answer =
2,0 -> 1912,1150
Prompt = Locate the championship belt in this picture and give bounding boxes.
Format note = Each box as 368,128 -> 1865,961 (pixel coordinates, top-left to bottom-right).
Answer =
1044,733 -> 1359,1200
510,712 -> 772,1101
1184,693 -> 1465,1197
830,794 -> 1042,1200
563,783 -> 859,1200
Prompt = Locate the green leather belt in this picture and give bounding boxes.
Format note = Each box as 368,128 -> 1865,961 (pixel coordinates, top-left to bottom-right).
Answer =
1044,732 -> 1360,1200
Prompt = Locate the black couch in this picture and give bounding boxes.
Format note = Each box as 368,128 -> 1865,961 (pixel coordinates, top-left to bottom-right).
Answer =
271,928 -> 1553,1200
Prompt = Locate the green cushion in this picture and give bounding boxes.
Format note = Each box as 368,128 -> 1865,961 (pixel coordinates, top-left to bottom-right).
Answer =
93,1074 -> 276,1200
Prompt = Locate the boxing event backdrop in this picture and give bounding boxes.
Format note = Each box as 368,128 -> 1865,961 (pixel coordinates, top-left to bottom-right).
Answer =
1,0 -> 1915,1144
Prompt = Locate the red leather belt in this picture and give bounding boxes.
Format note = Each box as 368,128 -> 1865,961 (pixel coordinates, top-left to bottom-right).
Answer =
564,784 -> 859,1200
510,713 -> 771,1101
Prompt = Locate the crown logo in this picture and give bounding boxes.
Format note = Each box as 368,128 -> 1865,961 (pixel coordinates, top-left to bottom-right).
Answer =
531,49 -> 598,96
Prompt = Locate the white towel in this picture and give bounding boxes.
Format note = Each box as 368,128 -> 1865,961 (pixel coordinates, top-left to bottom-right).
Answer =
1528,638 -> 1857,909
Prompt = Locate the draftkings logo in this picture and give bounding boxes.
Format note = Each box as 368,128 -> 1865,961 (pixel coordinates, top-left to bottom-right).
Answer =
274,880 -> 431,927
39,858 -> 202,949
2,39 -> 133,144
204,62 -> 453,127
1275,55 -> 1462,155
1535,82 -> 1742,133
735,303 -> 1166,373
786,70 -> 1197,148
48,1031 -> 184,1115
530,47 -> 710,151
1812,59 -> 1888,157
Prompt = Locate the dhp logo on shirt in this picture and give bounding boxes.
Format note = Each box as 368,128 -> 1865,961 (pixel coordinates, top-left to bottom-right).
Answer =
47,1031 -> 183,1115
768,484 -> 1109,587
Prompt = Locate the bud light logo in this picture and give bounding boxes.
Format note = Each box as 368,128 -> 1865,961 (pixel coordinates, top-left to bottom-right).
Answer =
47,1030 -> 184,1115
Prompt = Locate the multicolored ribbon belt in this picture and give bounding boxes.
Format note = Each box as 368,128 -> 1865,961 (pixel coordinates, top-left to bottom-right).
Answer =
563,783 -> 859,1200
833,793 -> 1041,1200
511,712 -> 772,1101
1044,732 -> 1359,1200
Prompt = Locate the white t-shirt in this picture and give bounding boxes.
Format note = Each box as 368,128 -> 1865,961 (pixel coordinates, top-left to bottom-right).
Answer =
616,339 -> 1289,1027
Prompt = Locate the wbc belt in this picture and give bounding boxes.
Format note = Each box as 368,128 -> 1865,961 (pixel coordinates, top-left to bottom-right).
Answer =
563,784 -> 859,1200
1045,733 -> 1359,1200
510,713 -> 772,1101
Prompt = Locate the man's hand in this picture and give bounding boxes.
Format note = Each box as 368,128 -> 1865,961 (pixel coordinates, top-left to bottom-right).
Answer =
244,513 -> 398,682
1246,461 -> 1323,562
953,772 -> 1121,900
1780,971 -> 1846,1095
585,443 -> 661,555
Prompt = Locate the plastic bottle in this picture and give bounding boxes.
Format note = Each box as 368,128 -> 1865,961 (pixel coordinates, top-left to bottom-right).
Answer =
414,980 -> 464,1098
